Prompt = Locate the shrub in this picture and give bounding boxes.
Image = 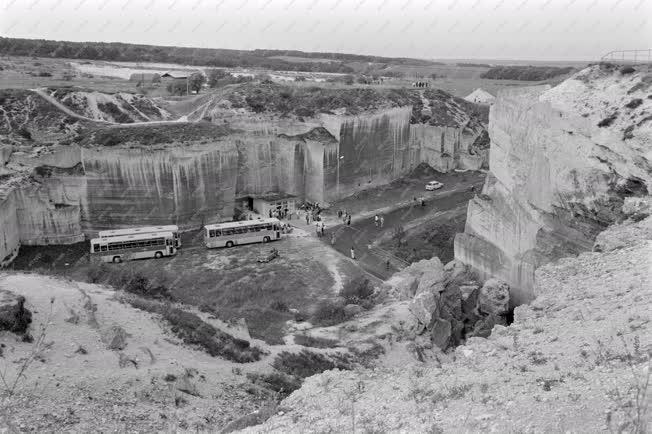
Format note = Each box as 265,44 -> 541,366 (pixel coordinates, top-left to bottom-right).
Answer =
269,300 -> 289,312
294,334 -> 340,349
272,349 -> 351,379
246,372 -> 301,397
86,262 -> 110,283
598,112 -> 618,127
340,276 -> 375,304
17,127 -> 32,140
620,66 -> 636,75
311,299 -> 350,326
162,306 -> 265,363
625,98 -> 643,109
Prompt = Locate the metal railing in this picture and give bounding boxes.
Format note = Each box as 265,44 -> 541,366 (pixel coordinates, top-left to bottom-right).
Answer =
600,49 -> 652,64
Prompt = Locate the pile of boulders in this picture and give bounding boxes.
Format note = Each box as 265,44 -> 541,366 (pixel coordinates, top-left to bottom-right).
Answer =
387,257 -> 510,351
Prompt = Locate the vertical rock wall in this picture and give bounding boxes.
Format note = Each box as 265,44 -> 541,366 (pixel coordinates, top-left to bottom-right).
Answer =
455,67 -> 652,304
322,107 -> 416,201
82,142 -> 239,229
0,192 -> 20,267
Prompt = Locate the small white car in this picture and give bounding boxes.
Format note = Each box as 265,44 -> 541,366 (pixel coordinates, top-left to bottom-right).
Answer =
425,180 -> 443,191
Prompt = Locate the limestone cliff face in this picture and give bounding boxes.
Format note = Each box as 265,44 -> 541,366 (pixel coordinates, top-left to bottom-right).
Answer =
455,65 -> 652,303
0,145 -> 86,265
189,85 -> 488,201
82,141 -> 239,229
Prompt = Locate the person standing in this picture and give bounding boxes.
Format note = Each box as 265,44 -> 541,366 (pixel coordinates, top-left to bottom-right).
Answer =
374,215 -> 379,227
315,221 -> 321,237
347,214 -> 351,226
380,215 -> 384,228
305,212 -> 309,225
350,246 -> 356,260
321,222 -> 325,236
330,232 -> 336,245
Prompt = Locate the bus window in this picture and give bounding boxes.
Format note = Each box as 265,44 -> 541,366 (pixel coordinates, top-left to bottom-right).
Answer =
266,224 -> 273,230
209,230 -> 215,238
93,244 -> 99,252
101,245 -> 108,252
215,230 -> 221,236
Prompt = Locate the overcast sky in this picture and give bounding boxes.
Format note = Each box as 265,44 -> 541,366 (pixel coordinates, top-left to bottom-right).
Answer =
1,0 -> 650,61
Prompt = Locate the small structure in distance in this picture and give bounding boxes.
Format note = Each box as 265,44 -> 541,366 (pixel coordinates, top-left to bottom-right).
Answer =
464,88 -> 496,105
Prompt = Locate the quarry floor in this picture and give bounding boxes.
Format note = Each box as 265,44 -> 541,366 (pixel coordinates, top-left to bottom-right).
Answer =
310,169 -> 485,279
10,170 -> 484,344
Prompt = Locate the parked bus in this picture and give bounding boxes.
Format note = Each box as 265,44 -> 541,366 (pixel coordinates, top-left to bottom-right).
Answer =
204,218 -> 281,248
98,225 -> 181,248
90,232 -> 177,263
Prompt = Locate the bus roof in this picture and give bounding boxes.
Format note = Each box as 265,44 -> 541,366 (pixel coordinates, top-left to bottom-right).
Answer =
91,231 -> 174,244
98,225 -> 179,237
205,218 -> 280,231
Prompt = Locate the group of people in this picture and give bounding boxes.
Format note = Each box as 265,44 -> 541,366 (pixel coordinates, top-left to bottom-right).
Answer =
373,214 -> 385,228
336,209 -> 352,226
269,207 -> 291,220
314,220 -> 326,238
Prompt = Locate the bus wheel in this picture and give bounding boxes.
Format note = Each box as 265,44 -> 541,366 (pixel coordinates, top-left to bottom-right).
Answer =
226,241 -> 234,248
263,236 -> 270,243
155,251 -> 163,259
112,256 -> 122,263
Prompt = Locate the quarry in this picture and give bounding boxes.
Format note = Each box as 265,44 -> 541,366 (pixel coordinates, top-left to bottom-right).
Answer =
0,33 -> 650,434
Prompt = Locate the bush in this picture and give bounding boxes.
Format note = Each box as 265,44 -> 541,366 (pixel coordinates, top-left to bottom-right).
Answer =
311,299 -> 350,326
272,349 -> 351,379
162,306 -> 265,363
598,112 -> 618,128
17,127 -> 32,140
340,276 -> 374,304
247,372 -> 301,397
620,66 -> 636,75
294,334 -> 340,349
625,98 -> 643,109
269,300 -> 289,312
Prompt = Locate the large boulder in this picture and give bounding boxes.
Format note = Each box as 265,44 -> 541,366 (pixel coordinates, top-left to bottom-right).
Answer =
104,325 -> 128,350
0,289 -> 32,334
408,291 -> 439,329
430,318 -> 452,350
478,279 -> 510,316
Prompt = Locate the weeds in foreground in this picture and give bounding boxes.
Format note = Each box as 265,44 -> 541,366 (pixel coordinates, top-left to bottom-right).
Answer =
0,298 -> 54,430
596,335 -> 650,434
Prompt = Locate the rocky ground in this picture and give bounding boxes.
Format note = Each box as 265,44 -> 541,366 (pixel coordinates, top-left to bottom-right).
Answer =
243,215 -> 652,433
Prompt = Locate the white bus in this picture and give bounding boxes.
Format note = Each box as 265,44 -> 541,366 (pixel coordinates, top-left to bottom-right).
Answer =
204,218 -> 282,248
98,225 -> 181,248
90,232 -> 178,263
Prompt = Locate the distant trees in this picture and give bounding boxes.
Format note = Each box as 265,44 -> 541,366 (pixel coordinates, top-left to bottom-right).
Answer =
343,75 -> 354,85
167,81 -> 186,96
295,76 -> 306,82
188,72 -> 206,92
480,66 -> 574,81
207,68 -> 229,87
